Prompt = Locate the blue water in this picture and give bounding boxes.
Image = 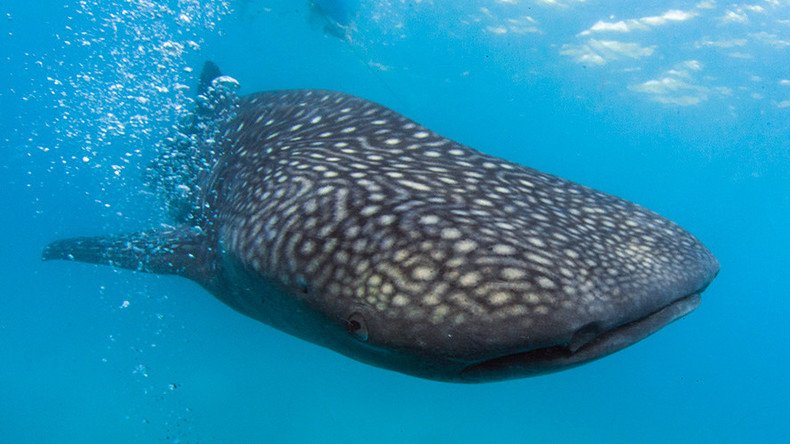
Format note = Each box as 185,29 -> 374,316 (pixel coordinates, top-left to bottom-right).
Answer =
2,0 -> 788,442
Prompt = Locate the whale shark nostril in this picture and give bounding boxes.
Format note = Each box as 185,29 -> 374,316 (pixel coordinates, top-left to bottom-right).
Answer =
568,322 -> 604,353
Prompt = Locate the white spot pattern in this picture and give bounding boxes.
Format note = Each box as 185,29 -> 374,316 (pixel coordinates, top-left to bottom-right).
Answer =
207,89 -> 717,358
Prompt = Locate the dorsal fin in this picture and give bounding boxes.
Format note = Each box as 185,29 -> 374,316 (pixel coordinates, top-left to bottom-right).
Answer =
145,61 -> 239,224
197,61 -> 222,97
42,226 -> 218,289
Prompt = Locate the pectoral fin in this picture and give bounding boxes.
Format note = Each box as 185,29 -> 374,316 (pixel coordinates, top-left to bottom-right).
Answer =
42,225 -> 215,286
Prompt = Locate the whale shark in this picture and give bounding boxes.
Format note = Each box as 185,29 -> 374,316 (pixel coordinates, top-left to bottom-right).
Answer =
309,0 -> 360,42
43,63 -> 719,382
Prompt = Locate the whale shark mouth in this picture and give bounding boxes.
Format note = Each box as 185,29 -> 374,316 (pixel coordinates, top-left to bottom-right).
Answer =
460,293 -> 702,381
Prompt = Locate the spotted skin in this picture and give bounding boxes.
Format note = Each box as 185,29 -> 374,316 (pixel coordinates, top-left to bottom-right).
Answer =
44,87 -> 719,382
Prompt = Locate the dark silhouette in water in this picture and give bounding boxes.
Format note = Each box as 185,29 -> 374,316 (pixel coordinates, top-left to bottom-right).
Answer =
43,63 -> 719,382
309,0 -> 360,42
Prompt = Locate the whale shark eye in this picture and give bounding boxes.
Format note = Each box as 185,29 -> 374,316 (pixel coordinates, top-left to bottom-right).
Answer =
295,276 -> 309,294
346,312 -> 369,342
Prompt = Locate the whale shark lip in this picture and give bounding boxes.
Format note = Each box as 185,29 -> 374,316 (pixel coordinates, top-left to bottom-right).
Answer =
459,292 -> 703,381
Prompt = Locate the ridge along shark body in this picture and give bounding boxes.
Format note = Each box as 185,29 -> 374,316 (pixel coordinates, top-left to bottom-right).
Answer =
43,63 -> 719,382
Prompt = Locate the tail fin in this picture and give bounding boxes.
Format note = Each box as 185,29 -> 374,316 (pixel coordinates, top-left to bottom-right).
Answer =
42,226 -> 215,286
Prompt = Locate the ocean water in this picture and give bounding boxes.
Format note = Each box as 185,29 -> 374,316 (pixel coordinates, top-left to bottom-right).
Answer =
1,0 -> 788,442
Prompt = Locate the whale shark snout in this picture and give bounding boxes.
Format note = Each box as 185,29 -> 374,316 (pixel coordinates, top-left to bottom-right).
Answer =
460,293 -> 703,381
464,245 -> 718,382
330,202 -> 720,383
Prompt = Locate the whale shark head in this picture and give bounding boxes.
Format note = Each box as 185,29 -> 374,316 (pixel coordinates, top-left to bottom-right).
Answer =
43,64 -> 719,383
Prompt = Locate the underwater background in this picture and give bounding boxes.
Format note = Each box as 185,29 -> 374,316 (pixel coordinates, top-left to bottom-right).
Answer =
1,0 -> 788,442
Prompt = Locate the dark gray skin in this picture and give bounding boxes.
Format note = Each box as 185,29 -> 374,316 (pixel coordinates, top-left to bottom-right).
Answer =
43,67 -> 719,382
